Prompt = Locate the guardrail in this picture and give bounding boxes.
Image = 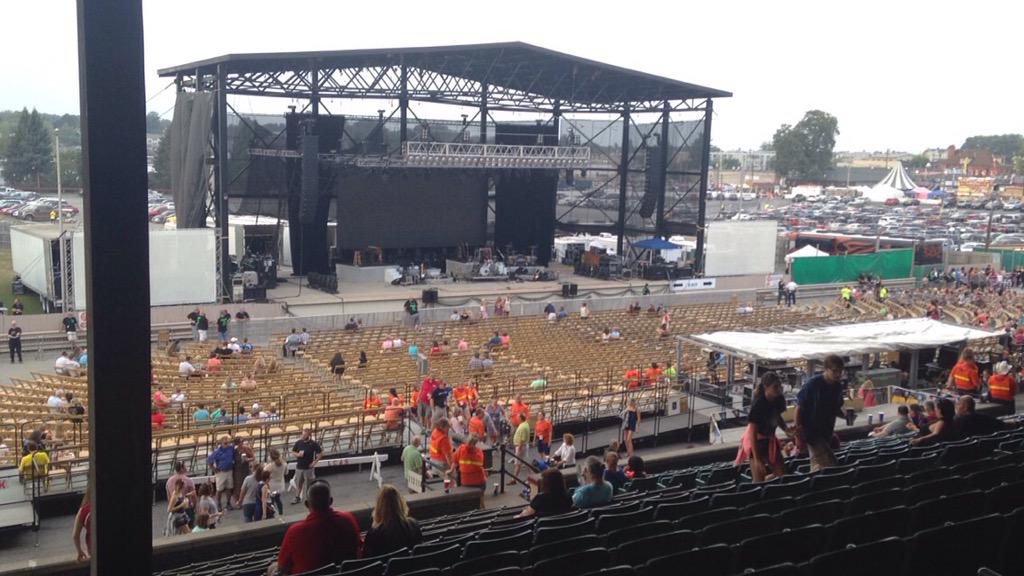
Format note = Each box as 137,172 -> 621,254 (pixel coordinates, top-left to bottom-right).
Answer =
754,278 -> 917,305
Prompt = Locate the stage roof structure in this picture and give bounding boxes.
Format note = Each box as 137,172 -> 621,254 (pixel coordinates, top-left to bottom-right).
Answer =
686,318 -> 997,361
158,42 -> 731,113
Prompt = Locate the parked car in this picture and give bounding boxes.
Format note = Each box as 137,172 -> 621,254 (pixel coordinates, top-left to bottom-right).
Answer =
884,198 -> 900,206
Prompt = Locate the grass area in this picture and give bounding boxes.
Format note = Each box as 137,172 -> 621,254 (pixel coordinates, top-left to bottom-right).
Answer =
0,245 -> 44,315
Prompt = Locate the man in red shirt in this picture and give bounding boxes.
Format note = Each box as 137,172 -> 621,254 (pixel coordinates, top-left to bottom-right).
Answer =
418,374 -> 439,429
273,480 -> 362,575
468,408 -> 487,440
455,434 -> 487,508
534,411 -> 553,458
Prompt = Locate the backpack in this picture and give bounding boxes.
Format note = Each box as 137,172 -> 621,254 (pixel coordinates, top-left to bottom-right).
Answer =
253,481 -> 275,520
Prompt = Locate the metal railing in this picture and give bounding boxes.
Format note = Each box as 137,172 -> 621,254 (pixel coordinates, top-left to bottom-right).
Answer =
248,142 -> 592,170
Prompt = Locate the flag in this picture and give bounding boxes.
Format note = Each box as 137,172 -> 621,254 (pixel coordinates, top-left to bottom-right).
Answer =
709,414 -> 723,445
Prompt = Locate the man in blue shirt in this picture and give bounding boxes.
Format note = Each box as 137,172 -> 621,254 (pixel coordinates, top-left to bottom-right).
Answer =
795,355 -> 846,471
206,435 -> 236,510
193,404 -> 211,426
573,456 -> 613,508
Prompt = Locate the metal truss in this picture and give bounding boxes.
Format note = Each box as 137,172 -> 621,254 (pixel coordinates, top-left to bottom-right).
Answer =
248,142 -> 590,170
201,65 -> 710,114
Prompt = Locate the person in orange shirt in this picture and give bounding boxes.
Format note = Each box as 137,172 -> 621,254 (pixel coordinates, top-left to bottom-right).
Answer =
384,388 -> 404,430
364,389 -> 383,416
453,382 -> 470,408
466,381 -> 480,410
509,395 -> 530,427
455,434 -> 487,508
643,362 -> 662,385
468,408 -> 487,440
534,411 -> 553,458
429,418 -> 454,478
624,367 -> 641,389
988,361 -> 1017,412
946,348 -> 980,396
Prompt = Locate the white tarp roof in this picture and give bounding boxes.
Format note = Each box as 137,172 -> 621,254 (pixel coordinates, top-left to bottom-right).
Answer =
785,244 -> 829,262
689,318 -> 997,361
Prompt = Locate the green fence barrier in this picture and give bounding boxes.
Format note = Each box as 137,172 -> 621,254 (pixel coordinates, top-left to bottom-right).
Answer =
791,249 -> 914,285
913,264 -> 944,280
977,248 -> 1024,271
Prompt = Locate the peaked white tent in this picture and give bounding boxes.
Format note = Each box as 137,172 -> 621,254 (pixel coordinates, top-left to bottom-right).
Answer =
876,161 -> 917,191
785,244 -> 829,262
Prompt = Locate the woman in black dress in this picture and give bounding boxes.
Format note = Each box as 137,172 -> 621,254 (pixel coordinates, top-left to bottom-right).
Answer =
737,371 -> 788,482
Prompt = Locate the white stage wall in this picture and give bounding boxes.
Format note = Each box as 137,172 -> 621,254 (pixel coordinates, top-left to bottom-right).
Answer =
704,220 -> 778,277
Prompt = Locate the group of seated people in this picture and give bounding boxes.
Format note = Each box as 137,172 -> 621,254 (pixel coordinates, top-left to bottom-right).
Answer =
622,361 -> 676,388
54,347 -> 88,376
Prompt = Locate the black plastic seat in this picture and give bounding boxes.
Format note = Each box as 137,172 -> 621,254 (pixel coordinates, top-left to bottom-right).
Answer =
761,477 -> 810,499
385,545 -> 460,576
828,505 -> 909,549
697,466 -> 737,487
611,530 -> 697,567
532,548 -> 611,576
777,499 -> 845,530
674,507 -> 740,532
740,563 -> 802,576
579,567 -> 635,576
535,510 -> 588,528
337,561 -> 384,576
908,490 -> 987,533
799,485 -> 852,505
809,468 -> 857,491
846,488 -> 906,515
896,452 -> 938,474
986,480 -> 1024,514
908,513 -> 1004,576
997,506 -> 1024,574
653,497 -> 708,521
476,521 -> 534,541
399,569 -> 441,576
452,552 -> 522,576
595,508 -> 654,534
529,536 -> 602,565
709,486 -> 762,509
624,475 -> 660,492
643,544 -> 732,576
939,439 -> 982,466
742,496 -> 797,517
699,513 -> 775,546
853,459 -> 897,483
463,531 -> 532,559
905,476 -> 963,506
966,464 -> 1020,487
663,470 -> 698,489
853,475 -> 903,495
735,524 -> 828,571
293,565 -> 342,576
808,537 -> 907,576
413,533 -> 474,556
473,569 -> 523,576
601,520 -> 672,548
590,501 -> 642,519
533,518 -> 595,546
341,549 -> 408,573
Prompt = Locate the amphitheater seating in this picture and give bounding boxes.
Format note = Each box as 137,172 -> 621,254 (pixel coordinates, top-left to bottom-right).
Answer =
152,424 -> 1024,576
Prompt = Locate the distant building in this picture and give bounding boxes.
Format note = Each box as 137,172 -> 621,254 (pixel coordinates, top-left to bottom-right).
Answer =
944,145 -> 1009,177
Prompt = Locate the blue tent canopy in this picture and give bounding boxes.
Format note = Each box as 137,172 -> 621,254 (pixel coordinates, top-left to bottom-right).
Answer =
633,237 -> 682,250
928,189 -> 948,198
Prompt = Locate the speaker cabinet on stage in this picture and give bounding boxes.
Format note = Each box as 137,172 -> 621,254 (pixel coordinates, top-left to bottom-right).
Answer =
494,170 -> 558,265
422,288 -> 438,304
299,134 -> 320,224
561,283 -> 578,298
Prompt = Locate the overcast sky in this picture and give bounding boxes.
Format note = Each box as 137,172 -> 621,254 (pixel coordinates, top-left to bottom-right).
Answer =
3,0 -> 1020,153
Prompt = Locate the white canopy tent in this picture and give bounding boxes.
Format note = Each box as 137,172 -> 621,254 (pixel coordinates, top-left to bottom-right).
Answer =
864,183 -> 904,203
877,161 -> 917,191
688,318 -> 996,361
785,244 -> 829,263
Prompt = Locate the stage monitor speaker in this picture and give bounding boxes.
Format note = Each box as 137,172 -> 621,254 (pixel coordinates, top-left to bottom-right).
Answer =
422,288 -> 438,304
640,145 -> 664,219
561,283 -> 571,298
569,283 -> 578,297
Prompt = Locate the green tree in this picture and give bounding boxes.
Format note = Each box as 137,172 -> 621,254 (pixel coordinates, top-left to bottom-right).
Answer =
961,134 -> 1023,161
150,126 -> 171,190
53,147 -> 82,189
146,111 -> 169,134
3,108 -> 54,188
771,110 -> 839,183
905,154 -> 930,170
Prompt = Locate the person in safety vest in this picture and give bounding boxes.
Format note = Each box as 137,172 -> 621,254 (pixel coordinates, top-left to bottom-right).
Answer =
455,434 -> 487,508
987,361 -> 1017,413
947,348 -> 980,397
428,418 -> 454,478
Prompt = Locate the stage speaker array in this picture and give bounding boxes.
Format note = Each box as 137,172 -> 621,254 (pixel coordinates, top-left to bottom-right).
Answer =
640,145 -> 664,219
299,134 -> 320,224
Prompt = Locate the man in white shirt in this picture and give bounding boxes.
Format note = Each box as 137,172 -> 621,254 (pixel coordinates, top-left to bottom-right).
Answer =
170,388 -> 187,408
179,356 -> 198,377
580,303 -> 591,319
785,280 -> 798,307
46,390 -> 64,414
227,337 -> 241,353
55,352 -> 81,376
299,328 -> 311,345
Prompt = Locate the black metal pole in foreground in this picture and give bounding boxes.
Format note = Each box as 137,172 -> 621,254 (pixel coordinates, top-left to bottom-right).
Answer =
78,0 -> 153,573
695,99 -> 713,276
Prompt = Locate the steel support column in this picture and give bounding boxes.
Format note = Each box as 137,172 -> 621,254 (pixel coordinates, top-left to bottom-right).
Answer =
399,64 -> 408,143
310,64 -> 320,117
694,99 -> 713,275
655,101 -> 671,236
479,83 -> 488,144
77,0 -> 152,573
215,64 -> 231,300
616,106 -> 630,255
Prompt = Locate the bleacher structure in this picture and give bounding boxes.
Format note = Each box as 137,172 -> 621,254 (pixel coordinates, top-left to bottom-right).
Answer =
154,428 -> 1024,576
1,301 -> 822,493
